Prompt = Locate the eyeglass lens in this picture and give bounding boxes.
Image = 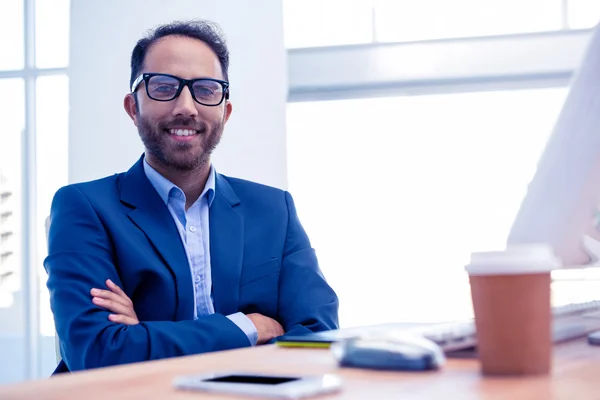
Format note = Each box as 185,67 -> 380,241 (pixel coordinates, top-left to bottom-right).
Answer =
146,75 -> 224,104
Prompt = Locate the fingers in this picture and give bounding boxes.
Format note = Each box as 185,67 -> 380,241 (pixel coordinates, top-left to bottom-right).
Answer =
266,317 -> 284,339
90,281 -> 139,326
90,288 -> 130,309
92,296 -> 135,318
91,280 -> 133,309
269,318 -> 284,338
246,313 -> 284,344
106,279 -> 126,297
274,321 -> 285,337
90,284 -> 134,318
108,313 -> 139,325
246,314 -> 267,344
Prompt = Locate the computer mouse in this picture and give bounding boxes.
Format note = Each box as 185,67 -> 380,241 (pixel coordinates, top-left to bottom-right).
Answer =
588,330 -> 600,346
331,331 -> 446,371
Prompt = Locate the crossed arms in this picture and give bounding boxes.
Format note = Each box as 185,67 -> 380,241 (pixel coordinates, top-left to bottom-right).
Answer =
45,185 -> 339,371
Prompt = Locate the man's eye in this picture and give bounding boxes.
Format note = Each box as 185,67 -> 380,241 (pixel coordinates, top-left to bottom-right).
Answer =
195,87 -> 215,96
153,85 -> 177,93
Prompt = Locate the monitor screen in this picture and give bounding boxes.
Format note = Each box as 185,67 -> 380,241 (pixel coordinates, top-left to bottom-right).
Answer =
507,23 -> 600,269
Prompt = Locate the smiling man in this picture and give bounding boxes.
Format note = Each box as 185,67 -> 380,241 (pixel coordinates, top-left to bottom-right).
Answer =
44,20 -> 339,374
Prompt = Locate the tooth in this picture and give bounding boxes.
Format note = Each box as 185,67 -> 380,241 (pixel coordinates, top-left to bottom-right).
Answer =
169,129 -> 197,136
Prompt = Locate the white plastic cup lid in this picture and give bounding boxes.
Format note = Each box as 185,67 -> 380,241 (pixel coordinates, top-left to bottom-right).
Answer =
465,243 -> 562,275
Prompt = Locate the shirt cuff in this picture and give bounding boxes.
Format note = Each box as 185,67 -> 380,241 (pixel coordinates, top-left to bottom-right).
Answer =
227,312 -> 258,346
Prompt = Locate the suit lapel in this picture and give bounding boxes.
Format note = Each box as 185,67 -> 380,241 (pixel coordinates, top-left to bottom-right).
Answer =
210,174 -> 243,316
120,156 -> 194,320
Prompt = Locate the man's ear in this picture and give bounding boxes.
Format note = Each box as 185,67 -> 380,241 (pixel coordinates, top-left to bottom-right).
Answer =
223,100 -> 233,124
124,93 -> 139,126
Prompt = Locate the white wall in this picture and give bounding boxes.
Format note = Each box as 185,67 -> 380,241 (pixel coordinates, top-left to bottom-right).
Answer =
69,0 -> 288,189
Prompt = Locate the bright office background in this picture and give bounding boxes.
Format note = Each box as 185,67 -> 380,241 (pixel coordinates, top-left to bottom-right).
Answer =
1,0 -> 600,384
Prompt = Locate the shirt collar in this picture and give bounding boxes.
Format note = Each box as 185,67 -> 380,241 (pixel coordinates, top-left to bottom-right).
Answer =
143,157 -> 216,207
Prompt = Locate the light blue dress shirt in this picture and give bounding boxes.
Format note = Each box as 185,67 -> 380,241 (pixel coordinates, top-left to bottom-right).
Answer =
143,158 -> 258,345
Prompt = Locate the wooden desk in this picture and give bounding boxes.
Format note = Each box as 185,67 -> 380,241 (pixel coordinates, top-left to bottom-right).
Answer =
1,340 -> 599,400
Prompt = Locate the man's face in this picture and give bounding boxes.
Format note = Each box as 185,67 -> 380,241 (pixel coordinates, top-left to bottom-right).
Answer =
125,35 -> 232,172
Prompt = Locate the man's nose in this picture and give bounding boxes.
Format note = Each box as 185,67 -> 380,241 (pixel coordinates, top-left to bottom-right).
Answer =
172,85 -> 198,117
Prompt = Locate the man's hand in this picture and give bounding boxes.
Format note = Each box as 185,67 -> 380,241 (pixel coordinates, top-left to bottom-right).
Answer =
91,279 -> 139,325
246,313 -> 284,344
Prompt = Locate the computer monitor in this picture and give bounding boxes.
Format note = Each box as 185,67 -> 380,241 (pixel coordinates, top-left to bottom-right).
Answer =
507,24 -> 600,269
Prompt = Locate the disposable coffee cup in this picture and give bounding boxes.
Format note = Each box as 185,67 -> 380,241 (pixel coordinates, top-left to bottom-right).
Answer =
465,244 -> 560,376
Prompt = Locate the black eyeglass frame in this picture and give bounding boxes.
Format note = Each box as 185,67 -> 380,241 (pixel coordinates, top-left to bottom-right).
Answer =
130,72 -> 230,106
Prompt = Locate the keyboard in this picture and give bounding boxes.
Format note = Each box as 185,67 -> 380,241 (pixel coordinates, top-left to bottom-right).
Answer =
276,301 -> 600,355
420,300 -> 600,353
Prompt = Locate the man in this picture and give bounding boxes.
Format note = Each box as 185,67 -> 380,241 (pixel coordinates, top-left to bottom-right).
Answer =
44,20 -> 339,374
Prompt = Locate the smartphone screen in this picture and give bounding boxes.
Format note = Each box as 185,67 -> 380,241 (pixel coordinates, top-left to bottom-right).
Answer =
203,375 -> 301,385
174,372 -> 343,397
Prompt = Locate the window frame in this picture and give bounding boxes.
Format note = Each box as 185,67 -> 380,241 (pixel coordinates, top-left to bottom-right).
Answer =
0,0 -> 68,381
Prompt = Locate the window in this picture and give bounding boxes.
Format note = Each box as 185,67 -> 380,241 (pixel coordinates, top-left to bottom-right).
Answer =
283,0 -> 374,48
284,0 -> 600,49
287,88 -> 569,328
0,1 -> 24,70
0,0 -> 70,384
375,0 -> 562,43
0,79 -> 26,383
568,0 -> 600,29
36,75 -> 69,338
35,0 -> 70,68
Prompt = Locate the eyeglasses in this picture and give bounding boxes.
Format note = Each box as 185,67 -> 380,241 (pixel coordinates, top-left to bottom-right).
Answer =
130,73 -> 230,106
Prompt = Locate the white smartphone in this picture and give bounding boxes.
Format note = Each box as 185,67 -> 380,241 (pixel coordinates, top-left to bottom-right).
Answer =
172,371 -> 343,399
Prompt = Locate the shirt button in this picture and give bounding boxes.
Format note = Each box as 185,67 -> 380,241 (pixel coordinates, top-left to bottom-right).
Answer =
189,225 -> 196,232
195,275 -> 201,283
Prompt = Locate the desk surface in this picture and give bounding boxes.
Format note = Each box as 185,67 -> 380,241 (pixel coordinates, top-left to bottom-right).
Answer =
1,340 -> 599,400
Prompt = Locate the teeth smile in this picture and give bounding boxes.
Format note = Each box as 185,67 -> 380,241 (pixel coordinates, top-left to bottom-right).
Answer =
169,129 -> 198,136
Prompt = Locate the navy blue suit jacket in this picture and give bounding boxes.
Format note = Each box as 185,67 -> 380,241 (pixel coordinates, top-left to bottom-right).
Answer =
44,157 -> 339,373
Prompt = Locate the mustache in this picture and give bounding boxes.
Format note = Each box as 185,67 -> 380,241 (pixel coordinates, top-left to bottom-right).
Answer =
157,117 -> 208,132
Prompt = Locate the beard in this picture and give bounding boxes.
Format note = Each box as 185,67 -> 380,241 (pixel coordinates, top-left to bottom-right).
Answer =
137,113 -> 224,172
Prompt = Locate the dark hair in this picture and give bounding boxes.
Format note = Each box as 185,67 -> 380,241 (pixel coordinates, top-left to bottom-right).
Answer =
129,20 -> 230,90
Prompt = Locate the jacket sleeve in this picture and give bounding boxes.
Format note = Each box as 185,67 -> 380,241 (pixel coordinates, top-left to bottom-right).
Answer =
276,191 -> 340,336
44,185 -> 249,372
